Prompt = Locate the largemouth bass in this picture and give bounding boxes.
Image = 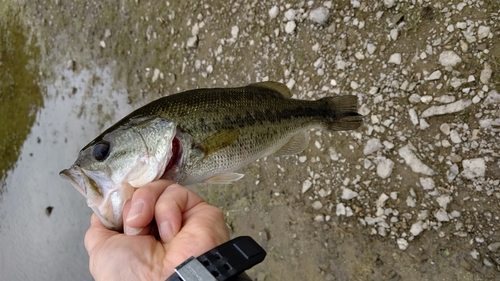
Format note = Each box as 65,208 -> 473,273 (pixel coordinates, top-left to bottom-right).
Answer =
60,81 -> 362,230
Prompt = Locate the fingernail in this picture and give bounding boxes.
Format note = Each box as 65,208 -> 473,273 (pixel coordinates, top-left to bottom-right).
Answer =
160,221 -> 173,242
126,200 -> 144,223
125,225 -> 144,236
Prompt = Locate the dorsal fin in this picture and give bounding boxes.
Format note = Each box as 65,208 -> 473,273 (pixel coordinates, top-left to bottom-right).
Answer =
248,81 -> 292,98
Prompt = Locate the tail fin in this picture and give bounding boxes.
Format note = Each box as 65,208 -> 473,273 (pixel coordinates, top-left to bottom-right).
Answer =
322,96 -> 363,131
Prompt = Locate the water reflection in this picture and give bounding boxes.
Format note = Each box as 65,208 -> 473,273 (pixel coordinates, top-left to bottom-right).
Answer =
0,15 -> 44,190
0,60 -> 132,280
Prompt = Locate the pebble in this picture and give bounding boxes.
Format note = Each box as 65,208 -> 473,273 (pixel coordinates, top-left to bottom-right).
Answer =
484,90 -> 500,106
421,99 -> 472,118
99,40 -> 106,48
363,138 -> 382,155
367,43 -> 376,54
284,9 -> 296,21
408,108 -> 419,125
480,63 -> 492,84
336,203 -> 346,216
462,158 -> 486,179
312,200 -> 323,210
477,25 -> 490,40
440,123 -> 450,135
390,28 -> 398,41
268,6 -> 279,19
425,70 -> 442,81
384,0 -> 396,8
285,21 -> 296,34
434,95 -> 455,103
231,26 -> 239,39
449,130 -> 462,143
410,221 -> 424,236
341,188 -> 358,200
314,214 -> 325,222
420,177 -> 435,190
309,7 -> 329,24
397,238 -> 409,250
456,22 -> 467,29
398,145 -> 435,175
377,158 -> 394,179
470,249 -> 480,260
436,195 -> 452,210
446,164 -> 459,183
377,193 -> 390,207
186,36 -> 198,48
487,242 -> 500,253
438,51 -> 462,68
434,209 -> 450,222
388,53 -> 402,65
302,179 -> 312,193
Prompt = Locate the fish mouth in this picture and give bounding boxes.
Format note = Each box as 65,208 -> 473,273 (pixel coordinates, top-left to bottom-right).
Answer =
60,166 -> 87,196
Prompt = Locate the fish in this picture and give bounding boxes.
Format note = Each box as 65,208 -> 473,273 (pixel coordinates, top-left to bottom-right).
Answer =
60,81 -> 362,230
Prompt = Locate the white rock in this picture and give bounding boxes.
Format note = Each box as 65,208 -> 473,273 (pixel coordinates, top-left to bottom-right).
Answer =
397,238 -> 409,250
186,36 -> 198,48
341,188 -> 359,200
425,70 -> 442,81
398,146 -> 435,175
390,192 -> 398,200
410,221 -> 424,236
420,177 -> 435,190
484,90 -> 500,106
377,193 -> 390,207
345,206 -> 353,217
390,28 -> 398,41
312,200 -> 323,210
456,22 -> 467,29
388,53 -> 401,65
421,99 -> 472,118
440,123 -> 450,135
363,138 -> 382,155
384,0 -> 396,8
450,130 -> 462,143
406,196 -> 416,207
447,164 -> 459,183
336,203 -> 346,216
376,158 -> 394,179
231,26 -> 239,39
351,0 -> 360,8
434,209 -> 450,222
367,43 -> 376,54
462,31 -> 476,43
285,21 -> 296,34
477,26 -> 490,40
99,40 -> 106,48
314,214 -> 325,222
302,179 -> 312,193
421,96 -> 433,104
450,77 -> 464,89
439,51 -> 462,68
436,195 -> 452,210
309,7 -> 329,24
419,119 -> 430,130
286,78 -> 295,90
462,158 -> 486,179
268,6 -> 279,19
104,29 -> 111,38
383,141 -> 394,149
313,57 -> 323,68
480,63 -> 492,84
435,95 -> 455,103
408,108 -> 419,125
284,9 -> 296,21
350,81 -> 360,90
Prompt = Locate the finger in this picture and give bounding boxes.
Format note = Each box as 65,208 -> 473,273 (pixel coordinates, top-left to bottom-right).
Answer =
85,214 -> 116,255
154,184 -> 206,243
124,179 -> 175,234
122,200 -> 152,235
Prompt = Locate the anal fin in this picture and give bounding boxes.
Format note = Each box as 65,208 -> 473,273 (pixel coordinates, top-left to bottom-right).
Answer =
204,173 -> 245,184
273,131 -> 310,157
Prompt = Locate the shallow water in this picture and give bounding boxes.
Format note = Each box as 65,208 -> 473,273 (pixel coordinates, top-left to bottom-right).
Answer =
0,59 -> 132,280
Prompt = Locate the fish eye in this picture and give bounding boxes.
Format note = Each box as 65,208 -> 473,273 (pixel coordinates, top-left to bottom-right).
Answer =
93,141 -> 111,161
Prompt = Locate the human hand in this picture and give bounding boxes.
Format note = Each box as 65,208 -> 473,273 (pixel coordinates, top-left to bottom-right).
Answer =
84,179 -> 230,281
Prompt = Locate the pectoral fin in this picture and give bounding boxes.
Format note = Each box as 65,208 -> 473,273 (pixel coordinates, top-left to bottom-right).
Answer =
198,128 -> 239,156
272,131 -> 310,157
204,173 -> 245,184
